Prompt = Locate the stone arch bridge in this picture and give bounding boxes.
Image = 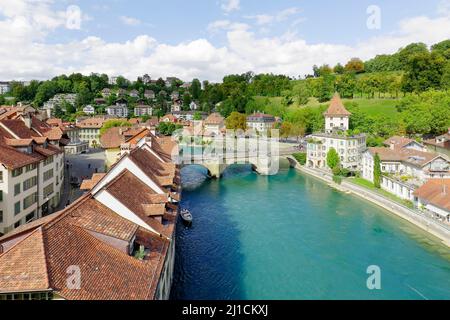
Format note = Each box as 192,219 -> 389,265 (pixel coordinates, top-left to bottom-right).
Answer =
178,149 -> 297,178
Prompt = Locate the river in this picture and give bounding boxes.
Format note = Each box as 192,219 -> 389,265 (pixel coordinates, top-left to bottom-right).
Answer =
171,162 -> 450,300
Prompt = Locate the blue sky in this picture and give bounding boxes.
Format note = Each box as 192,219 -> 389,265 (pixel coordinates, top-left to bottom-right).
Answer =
0,0 -> 450,81
50,0 -> 445,45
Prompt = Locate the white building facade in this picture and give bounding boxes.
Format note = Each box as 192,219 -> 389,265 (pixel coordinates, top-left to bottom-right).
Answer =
307,94 -> 366,171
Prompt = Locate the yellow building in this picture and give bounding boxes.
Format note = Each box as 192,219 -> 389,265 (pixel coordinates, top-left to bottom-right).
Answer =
100,127 -> 151,168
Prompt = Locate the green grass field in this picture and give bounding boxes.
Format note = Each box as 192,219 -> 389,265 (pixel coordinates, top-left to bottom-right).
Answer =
252,95 -> 400,119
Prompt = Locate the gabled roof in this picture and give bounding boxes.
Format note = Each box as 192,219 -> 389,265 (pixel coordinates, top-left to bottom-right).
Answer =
413,179 -> 450,212
0,144 -> 42,169
104,170 -> 172,238
367,147 -> 449,168
383,136 -> 423,150
0,194 -> 170,299
80,173 -> 106,191
205,112 -> 224,125
0,119 -> 33,138
323,93 -> 351,117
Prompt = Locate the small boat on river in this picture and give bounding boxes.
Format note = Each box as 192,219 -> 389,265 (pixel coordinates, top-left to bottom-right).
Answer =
180,209 -> 193,224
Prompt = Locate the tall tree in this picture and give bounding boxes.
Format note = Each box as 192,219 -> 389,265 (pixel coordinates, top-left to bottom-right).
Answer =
190,79 -> 202,100
326,147 -> 340,170
225,112 -> 247,130
344,58 -> 365,74
373,153 -> 382,188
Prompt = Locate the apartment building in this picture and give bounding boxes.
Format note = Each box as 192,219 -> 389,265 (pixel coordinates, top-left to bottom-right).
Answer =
47,119 -> 88,155
76,117 -> 109,148
246,112 -> 275,133
134,104 -> 153,117
0,115 -> 64,235
106,98 -> 129,118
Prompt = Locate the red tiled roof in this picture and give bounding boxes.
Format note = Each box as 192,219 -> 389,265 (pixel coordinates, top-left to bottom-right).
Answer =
383,136 -> 417,149
0,194 -> 170,300
0,229 -> 50,293
128,147 -> 176,186
323,93 -> 351,116
413,179 -> 450,211
367,147 -> 445,167
80,173 -> 106,191
0,119 -> 33,138
0,144 -> 42,169
205,112 -> 224,125
105,170 -> 172,238
100,127 -> 126,149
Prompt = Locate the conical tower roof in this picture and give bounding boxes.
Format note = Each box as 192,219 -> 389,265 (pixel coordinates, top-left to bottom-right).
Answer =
323,93 -> 351,116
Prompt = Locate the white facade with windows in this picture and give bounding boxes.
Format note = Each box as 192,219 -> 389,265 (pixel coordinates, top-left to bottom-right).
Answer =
106,105 -> 128,118
0,153 -> 64,235
307,134 -> 366,170
134,105 -> 153,117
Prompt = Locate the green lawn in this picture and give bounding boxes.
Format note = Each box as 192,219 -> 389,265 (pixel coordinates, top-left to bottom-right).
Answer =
343,98 -> 400,117
251,95 -> 400,120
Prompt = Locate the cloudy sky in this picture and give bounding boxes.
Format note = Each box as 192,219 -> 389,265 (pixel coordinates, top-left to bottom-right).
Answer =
1,0 -> 450,82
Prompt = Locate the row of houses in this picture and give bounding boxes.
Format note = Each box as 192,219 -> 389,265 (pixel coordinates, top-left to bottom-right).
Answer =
0,131 -> 180,300
306,93 -> 450,222
0,107 -> 66,235
104,98 -> 200,118
108,75 -> 186,88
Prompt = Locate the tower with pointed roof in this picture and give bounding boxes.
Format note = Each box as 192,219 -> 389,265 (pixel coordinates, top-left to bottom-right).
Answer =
323,93 -> 351,134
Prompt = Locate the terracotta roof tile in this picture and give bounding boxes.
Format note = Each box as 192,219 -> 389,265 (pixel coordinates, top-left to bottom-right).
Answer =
413,179 -> 450,211
105,170 -> 172,238
80,173 -> 106,191
323,93 -> 351,116
0,229 -> 50,293
205,112 -> 224,125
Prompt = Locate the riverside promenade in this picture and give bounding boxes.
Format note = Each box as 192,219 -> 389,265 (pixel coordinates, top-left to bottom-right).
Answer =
292,163 -> 450,248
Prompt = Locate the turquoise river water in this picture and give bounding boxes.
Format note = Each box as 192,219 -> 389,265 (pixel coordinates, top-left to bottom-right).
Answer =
171,163 -> 450,300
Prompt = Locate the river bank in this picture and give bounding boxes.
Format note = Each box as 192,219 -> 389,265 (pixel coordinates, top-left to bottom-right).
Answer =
294,164 -> 450,248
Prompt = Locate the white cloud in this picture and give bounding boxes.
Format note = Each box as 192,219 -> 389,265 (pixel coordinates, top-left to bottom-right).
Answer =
207,20 -> 249,34
245,7 -> 302,26
221,0 -> 240,13
1,1 -> 450,82
120,15 -> 141,26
